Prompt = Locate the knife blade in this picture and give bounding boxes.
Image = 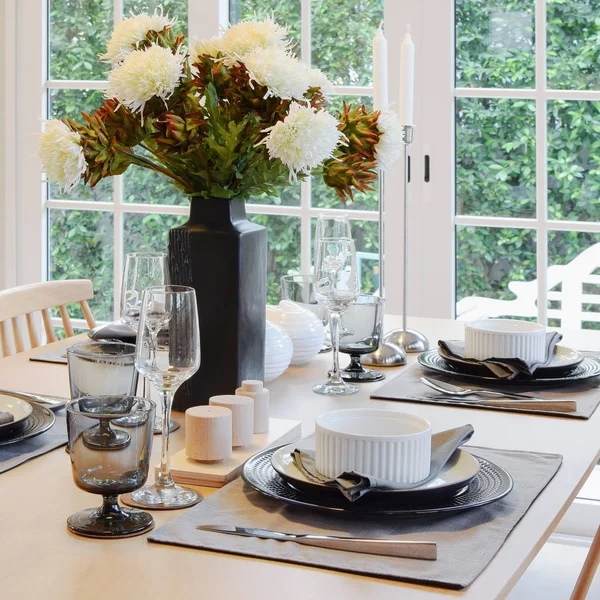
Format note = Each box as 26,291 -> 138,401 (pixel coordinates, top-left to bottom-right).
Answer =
196,524 -> 437,560
0,389 -> 69,410
405,395 -> 576,412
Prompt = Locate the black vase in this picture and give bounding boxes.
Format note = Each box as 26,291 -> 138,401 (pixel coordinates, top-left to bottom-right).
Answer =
168,197 -> 267,411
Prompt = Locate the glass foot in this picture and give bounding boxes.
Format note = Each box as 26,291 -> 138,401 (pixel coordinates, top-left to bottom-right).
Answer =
341,368 -> 385,382
318,343 -> 332,354
313,380 -> 359,396
82,425 -> 131,451
67,506 -> 154,538
121,483 -> 202,510
153,417 -> 180,435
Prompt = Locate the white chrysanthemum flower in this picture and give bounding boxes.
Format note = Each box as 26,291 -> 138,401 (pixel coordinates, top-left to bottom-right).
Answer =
101,10 -> 176,65
305,66 -> 333,93
106,44 -> 185,116
261,102 -> 342,179
243,47 -> 310,100
375,110 -> 404,170
189,35 -> 223,63
38,120 -> 87,192
221,16 -> 289,59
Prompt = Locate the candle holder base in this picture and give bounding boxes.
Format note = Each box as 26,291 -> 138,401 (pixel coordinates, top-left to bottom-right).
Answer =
384,329 -> 429,353
361,342 -> 407,367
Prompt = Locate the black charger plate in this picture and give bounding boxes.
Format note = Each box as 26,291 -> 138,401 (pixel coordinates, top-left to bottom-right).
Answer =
242,445 -> 513,516
0,402 -> 55,446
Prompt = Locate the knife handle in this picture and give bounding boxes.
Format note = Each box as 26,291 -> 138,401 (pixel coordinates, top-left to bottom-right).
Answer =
295,536 -> 437,560
479,399 -> 576,413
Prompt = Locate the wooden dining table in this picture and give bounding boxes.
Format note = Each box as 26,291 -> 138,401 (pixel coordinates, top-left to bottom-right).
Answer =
1,315 -> 599,600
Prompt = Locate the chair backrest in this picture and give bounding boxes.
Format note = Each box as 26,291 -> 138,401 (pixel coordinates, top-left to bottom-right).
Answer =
0,279 -> 96,358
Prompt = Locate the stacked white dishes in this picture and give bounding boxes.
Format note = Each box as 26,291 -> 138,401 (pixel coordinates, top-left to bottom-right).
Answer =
315,408 -> 432,484
464,319 -> 546,362
275,300 -> 324,366
264,321 -> 293,382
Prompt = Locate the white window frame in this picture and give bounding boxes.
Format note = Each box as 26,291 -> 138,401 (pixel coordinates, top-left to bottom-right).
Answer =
13,0 -> 416,323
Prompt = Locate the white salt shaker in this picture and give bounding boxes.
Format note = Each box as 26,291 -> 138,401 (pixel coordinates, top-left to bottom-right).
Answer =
236,380 -> 269,434
209,394 -> 254,448
185,405 -> 232,462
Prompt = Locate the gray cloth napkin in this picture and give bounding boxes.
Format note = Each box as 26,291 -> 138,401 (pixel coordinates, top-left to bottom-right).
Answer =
439,332 -> 563,379
0,411 -> 14,425
370,364 -> 600,419
148,446 -> 562,590
0,410 -> 67,474
292,424 -> 474,502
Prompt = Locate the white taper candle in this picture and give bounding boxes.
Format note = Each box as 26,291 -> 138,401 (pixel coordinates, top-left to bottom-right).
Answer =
398,27 -> 415,126
372,23 -> 388,111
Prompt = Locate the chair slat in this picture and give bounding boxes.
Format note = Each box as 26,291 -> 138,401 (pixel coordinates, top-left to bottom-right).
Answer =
0,320 -> 10,358
59,305 -> 75,337
80,300 -> 96,328
25,313 -> 39,348
11,317 -> 24,353
570,524 -> 600,599
42,309 -> 56,343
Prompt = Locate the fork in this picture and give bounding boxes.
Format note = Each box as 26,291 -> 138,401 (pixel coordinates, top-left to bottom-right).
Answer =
419,377 -> 577,412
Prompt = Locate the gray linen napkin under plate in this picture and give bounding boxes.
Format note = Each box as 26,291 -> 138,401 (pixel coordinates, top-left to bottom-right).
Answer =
292,424 -> 474,502
370,364 -> 600,419
0,410 -> 67,474
148,445 -> 562,590
439,331 -> 563,379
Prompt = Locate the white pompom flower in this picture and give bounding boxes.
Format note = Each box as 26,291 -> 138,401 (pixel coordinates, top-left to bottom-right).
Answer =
101,9 -> 176,65
106,44 -> 185,116
243,47 -> 310,100
189,35 -> 223,63
260,102 -> 342,180
305,66 -> 333,94
38,120 -> 87,193
221,16 -> 289,59
375,110 -> 404,170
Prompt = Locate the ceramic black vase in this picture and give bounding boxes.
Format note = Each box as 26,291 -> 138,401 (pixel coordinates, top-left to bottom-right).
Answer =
168,197 -> 267,411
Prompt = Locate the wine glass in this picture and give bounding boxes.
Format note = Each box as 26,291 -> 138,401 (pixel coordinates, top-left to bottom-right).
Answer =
120,252 -> 177,434
339,294 -> 386,382
66,396 -> 155,538
313,213 -> 353,278
313,238 -> 360,395
122,285 -> 202,510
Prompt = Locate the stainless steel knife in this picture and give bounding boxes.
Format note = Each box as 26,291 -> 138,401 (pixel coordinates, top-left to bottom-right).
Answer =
0,389 -> 68,409
196,524 -> 437,560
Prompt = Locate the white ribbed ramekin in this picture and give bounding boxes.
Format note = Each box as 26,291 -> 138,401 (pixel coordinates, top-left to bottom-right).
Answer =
315,409 -> 431,483
464,319 -> 546,362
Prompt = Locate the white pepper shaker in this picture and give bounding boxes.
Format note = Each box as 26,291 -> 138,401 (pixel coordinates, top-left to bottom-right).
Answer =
236,380 -> 269,434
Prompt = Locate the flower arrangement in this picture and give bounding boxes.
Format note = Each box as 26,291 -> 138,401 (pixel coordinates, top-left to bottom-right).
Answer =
38,10 -> 404,203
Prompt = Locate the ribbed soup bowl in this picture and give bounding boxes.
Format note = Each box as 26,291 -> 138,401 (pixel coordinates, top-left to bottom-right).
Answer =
315,408 -> 432,484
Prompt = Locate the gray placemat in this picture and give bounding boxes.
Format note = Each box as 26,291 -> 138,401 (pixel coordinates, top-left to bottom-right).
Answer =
0,410 -> 67,474
148,446 -> 562,590
29,348 -> 68,365
370,364 -> 600,419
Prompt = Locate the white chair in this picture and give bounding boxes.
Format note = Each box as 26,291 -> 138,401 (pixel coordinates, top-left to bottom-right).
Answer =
457,243 -> 600,329
0,280 -> 96,357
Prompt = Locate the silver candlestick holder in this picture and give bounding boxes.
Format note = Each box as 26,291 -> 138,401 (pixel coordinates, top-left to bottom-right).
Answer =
363,125 -> 428,367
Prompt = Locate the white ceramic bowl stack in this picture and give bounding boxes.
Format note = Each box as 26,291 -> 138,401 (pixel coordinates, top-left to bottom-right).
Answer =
274,300 -> 324,366
264,321 -> 293,382
315,408 -> 432,484
464,319 -> 546,362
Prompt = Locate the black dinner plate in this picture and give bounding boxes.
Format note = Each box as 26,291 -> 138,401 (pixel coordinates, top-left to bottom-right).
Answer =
242,445 -> 514,516
418,350 -> 600,386
0,402 -> 56,446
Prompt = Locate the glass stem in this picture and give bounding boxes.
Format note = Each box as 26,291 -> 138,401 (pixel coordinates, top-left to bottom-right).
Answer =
347,354 -> 365,373
99,495 -> 127,519
329,311 -> 343,384
156,389 -> 175,489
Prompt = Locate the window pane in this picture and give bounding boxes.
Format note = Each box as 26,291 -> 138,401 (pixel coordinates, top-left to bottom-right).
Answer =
312,0 -> 382,86
48,89 -> 113,202
456,226 -> 537,320
547,0 -> 600,90
249,214 -> 301,304
456,98 -> 536,218
123,149 -> 188,205
248,183 -> 301,207
548,231 -> 600,330
456,0 -> 535,88
230,1 -> 301,53
123,213 -> 187,254
48,209 -> 114,321
548,101 -> 600,222
49,0 -> 113,80
312,176 -> 378,212
124,0 -> 188,36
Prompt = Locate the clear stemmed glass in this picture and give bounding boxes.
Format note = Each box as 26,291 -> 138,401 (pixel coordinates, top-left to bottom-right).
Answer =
313,238 -> 360,396
120,252 -> 177,434
123,285 -> 202,510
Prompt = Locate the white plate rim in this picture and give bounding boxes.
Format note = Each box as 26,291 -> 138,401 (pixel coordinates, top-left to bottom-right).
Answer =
0,395 -> 33,431
271,439 -> 480,495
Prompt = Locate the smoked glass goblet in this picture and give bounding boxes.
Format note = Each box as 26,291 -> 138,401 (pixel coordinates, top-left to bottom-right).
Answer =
340,294 -> 386,382
66,396 -> 155,538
